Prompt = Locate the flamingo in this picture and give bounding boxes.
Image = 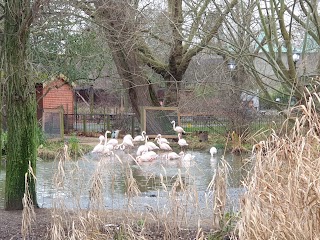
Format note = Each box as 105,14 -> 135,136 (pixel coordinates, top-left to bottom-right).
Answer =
102,146 -> 113,155
133,131 -> 146,143
136,151 -> 158,162
178,133 -> 188,150
115,143 -> 126,150
166,151 -> 181,160
98,134 -> 105,143
179,151 -> 194,161
171,120 -> 185,134
136,144 -> 149,156
179,151 -> 195,168
92,136 -> 105,153
114,135 -> 134,152
102,130 -> 114,155
210,147 -> 217,156
123,136 -> 134,149
107,138 -> 119,147
155,134 -> 170,145
145,136 -> 159,151
157,139 -> 172,151
123,134 -> 133,141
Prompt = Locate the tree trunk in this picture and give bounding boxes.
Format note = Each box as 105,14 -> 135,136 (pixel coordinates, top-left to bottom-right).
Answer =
96,2 -> 171,134
164,76 -> 181,107
4,0 -> 38,210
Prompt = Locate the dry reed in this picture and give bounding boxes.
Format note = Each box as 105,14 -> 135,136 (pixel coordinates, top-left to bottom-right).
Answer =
44,135 -> 232,239
237,91 -> 320,239
21,161 -> 37,239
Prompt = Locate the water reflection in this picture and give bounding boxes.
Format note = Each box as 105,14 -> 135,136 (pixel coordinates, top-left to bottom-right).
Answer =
0,150 -> 250,210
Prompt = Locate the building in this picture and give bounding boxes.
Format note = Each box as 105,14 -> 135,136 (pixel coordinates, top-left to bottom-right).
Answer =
36,75 -> 74,136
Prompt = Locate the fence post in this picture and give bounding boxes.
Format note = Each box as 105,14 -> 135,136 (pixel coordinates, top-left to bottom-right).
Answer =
83,115 -> 87,135
65,114 -> 69,133
59,106 -> 64,139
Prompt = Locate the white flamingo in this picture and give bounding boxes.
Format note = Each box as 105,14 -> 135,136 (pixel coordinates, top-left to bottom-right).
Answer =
101,131 -> 114,155
210,146 -> 217,156
133,131 -> 146,143
166,151 -> 181,160
179,151 -> 195,161
114,135 -> 134,152
178,133 -> 188,150
92,135 -> 105,153
103,146 -> 113,155
123,134 -> 133,141
157,139 -> 172,151
115,143 -> 126,150
123,136 -> 134,148
136,144 -> 149,156
107,138 -> 119,147
145,136 -> 159,151
155,134 -> 170,145
179,151 -> 194,168
103,130 -> 113,150
136,151 -> 158,162
98,134 -> 105,143
171,120 -> 185,134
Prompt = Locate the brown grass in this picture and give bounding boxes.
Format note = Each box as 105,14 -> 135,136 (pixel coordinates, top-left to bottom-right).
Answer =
237,91 -> 320,239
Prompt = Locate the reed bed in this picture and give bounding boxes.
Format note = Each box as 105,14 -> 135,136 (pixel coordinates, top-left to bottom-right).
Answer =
31,145 -> 234,239
237,92 -> 320,239
19,129 -> 238,239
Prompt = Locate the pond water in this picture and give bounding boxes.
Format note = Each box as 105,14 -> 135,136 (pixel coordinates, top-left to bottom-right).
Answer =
0,149 -> 251,212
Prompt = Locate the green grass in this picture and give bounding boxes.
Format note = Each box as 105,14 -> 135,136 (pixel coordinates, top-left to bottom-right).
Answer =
38,138 -> 92,160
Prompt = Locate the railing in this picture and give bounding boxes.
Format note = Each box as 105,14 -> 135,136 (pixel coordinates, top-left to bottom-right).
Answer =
62,113 -> 285,137
64,113 -> 140,136
179,114 -> 285,135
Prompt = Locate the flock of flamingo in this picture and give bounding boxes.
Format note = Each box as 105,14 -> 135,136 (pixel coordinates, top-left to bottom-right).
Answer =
91,120 -> 217,163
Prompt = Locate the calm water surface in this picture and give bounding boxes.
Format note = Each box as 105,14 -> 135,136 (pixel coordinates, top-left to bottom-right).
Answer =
0,149 -> 251,211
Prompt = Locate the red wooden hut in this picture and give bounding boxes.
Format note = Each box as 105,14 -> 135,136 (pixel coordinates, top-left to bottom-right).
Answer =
36,75 -> 74,135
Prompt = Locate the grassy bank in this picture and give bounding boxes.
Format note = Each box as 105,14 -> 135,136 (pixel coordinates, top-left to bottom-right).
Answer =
37,137 -> 92,160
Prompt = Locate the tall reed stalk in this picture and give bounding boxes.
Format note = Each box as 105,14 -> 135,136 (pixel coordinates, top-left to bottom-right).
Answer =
238,91 -> 320,239
21,162 -> 36,239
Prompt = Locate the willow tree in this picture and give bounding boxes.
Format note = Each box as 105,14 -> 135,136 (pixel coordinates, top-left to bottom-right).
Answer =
4,0 -> 41,210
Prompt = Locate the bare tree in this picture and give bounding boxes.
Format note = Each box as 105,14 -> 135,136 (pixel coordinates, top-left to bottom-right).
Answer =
212,0 -> 319,111
76,0 -> 238,120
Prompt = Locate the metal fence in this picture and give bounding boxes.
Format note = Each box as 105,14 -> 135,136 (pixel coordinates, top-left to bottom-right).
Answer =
179,114 -> 285,134
60,113 -> 285,137
64,113 -> 140,136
